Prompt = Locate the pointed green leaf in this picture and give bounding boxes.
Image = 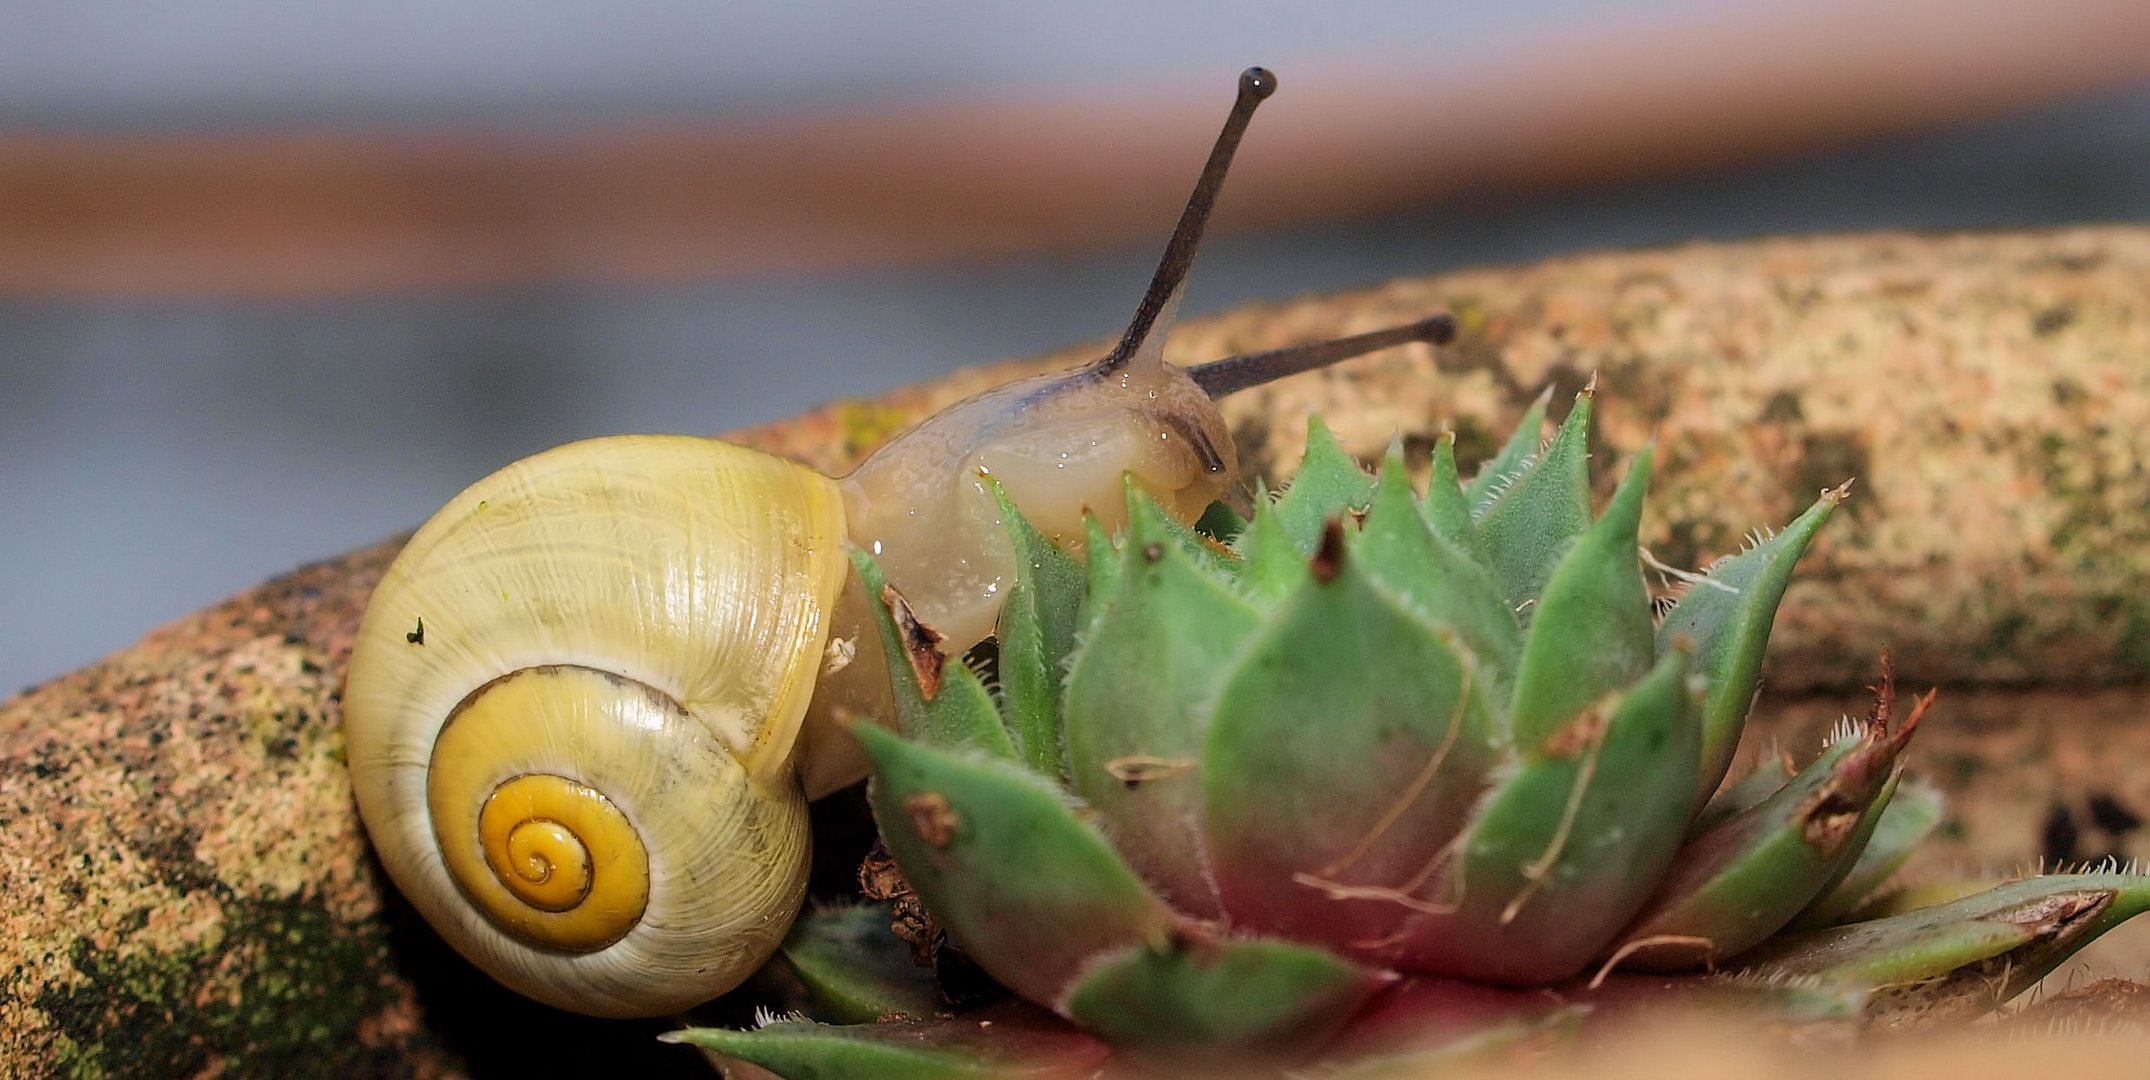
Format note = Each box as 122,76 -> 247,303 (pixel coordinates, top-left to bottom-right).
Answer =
1122,475 -> 1238,578
1421,433 -> 1474,547
1062,511 -> 1262,917
1737,873 -> 2150,1025
1082,514 -> 1123,620
1463,385 -> 1552,508
858,725 -> 1176,1007
1201,537 -> 1501,950
1792,778 -> 1945,930
1506,447 -> 1655,749
1609,720 -> 1911,971
1235,495 -> 1310,607
851,550 -> 1018,761
1472,389 -> 1594,615
1270,415 -> 1376,552
1392,649 -> 1701,983
988,481 -> 1086,779
1063,935 -> 1392,1058
666,1002 -> 1108,1080
1659,485 -> 1845,805
1355,454 -> 1522,694
773,904 -> 943,1024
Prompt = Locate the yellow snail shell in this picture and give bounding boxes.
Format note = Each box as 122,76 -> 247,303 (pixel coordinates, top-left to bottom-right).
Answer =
343,435 -> 846,1017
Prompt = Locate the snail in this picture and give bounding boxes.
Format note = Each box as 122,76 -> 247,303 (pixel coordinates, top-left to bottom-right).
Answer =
342,67 -> 1455,1018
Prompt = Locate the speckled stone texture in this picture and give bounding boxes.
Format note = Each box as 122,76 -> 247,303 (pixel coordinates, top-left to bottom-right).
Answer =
4,227 -> 2147,1076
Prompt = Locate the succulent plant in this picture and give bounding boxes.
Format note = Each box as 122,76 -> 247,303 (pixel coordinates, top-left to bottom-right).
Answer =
673,388 -> 2150,1078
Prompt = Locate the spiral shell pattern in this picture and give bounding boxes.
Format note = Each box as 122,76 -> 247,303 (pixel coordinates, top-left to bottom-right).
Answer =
344,436 -> 850,1017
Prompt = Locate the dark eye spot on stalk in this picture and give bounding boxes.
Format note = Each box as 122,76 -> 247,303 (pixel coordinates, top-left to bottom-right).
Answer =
405,617 -> 425,645
882,584 -> 946,701
1310,519 -> 1347,584
1142,542 -> 1165,563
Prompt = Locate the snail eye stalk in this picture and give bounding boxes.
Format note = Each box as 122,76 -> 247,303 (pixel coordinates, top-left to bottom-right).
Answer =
1095,66 -> 1278,378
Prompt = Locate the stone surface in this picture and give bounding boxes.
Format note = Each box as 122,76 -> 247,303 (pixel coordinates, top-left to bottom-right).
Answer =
4,226 -> 2147,1075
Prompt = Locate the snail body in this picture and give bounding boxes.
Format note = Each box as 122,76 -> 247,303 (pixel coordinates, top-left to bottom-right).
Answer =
343,68 -> 1454,1017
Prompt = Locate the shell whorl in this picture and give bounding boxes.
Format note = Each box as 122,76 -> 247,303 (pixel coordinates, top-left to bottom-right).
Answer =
343,435 -> 850,1017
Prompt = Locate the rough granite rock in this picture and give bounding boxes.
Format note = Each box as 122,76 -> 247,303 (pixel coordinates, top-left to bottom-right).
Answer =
3,227 -> 2147,1076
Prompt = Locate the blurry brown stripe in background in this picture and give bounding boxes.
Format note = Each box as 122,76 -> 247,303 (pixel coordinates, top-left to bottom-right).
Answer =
3,0 -> 2147,297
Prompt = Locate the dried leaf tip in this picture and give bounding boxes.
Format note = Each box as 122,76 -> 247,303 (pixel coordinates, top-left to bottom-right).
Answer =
1861,650 -> 1934,752
882,583 -> 948,701
1865,649 -> 1898,729
1893,688 -> 1939,752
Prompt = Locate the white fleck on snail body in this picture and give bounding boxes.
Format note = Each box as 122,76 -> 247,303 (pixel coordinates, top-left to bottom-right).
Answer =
342,68 -> 1454,1018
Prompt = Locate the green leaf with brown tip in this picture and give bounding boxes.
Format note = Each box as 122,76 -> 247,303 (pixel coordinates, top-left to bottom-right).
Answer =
1792,777 -> 1945,930
1472,390 -> 1594,615
772,904 -> 943,1024
1736,874 -> 2150,1025
989,481 -> 1086,779
1463,385 -> 1552,508
1659,486 -> 1844,805
1421,433 -> 1474,547
1200,534 -> 1500,950
1061,935 -> 1392,1058
851,550 -> 1019,761
1355,454 -> 1522,693
1506,447 -> 1655,749
666,1002 -> 1108,1080
1270,415 -> 1376,552
858,724 -> 1177,1008
1390,648 -> 1701,984
1063,511 -> 1263,917
1610,725 -> 1906,971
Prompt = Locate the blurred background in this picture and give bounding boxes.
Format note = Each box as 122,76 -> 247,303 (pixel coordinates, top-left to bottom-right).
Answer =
3,0 -> 2148,694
